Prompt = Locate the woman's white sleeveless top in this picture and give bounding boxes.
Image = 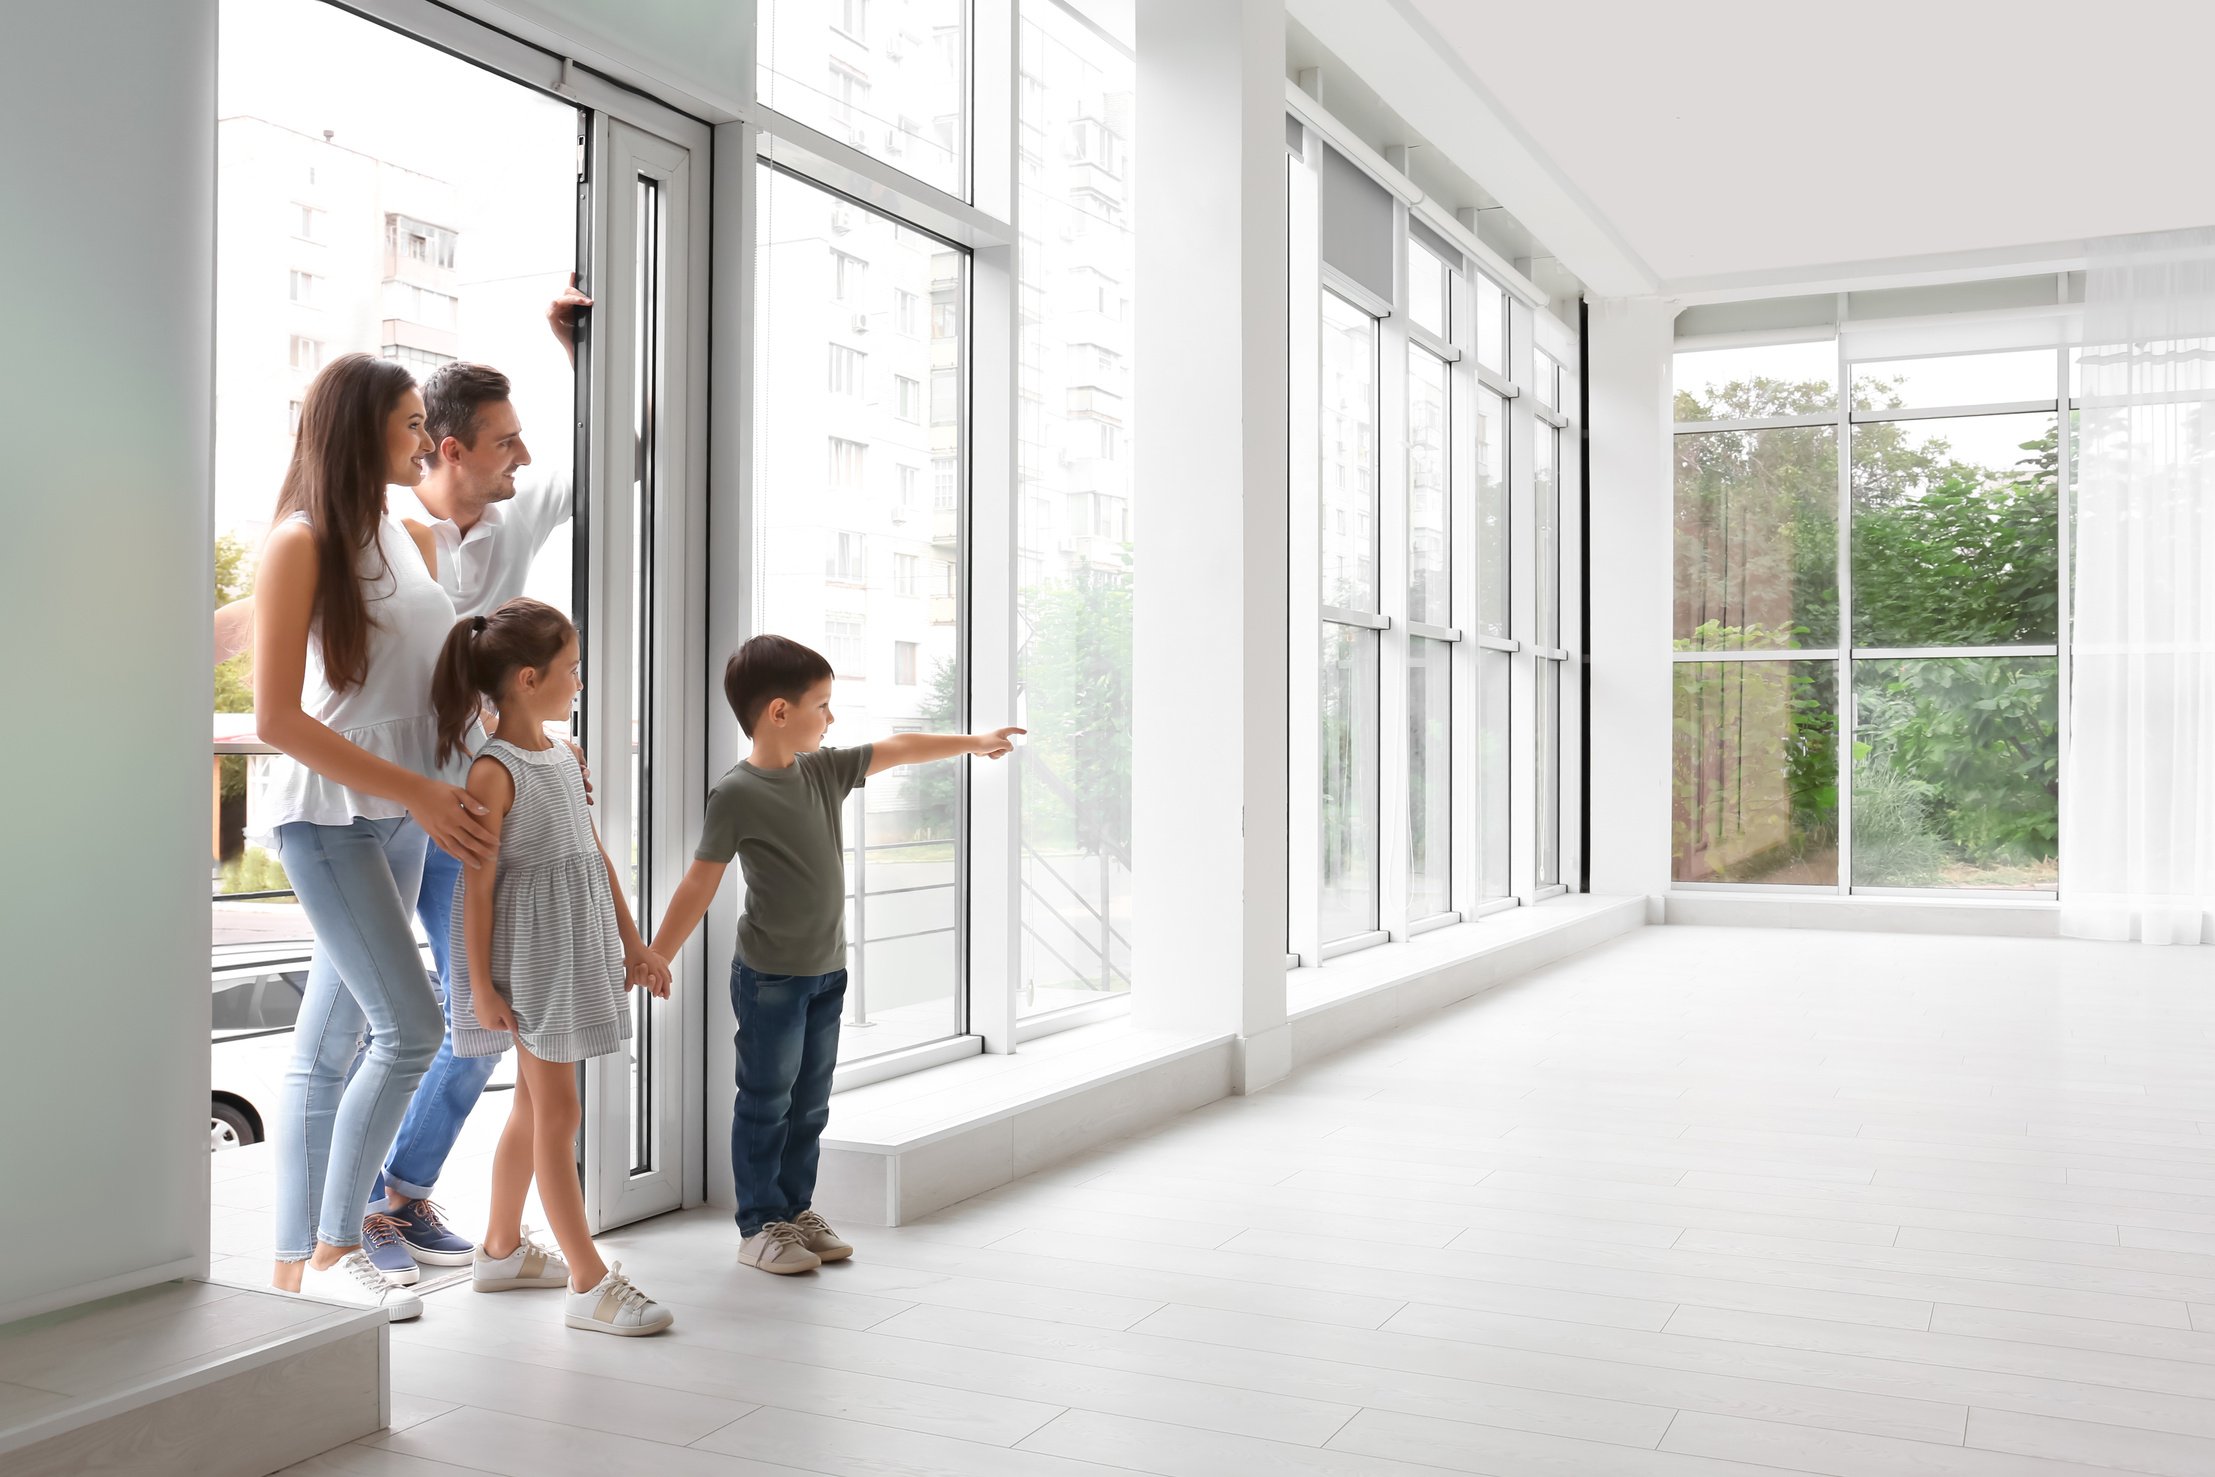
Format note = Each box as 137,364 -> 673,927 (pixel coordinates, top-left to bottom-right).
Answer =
247,511 -> 461,842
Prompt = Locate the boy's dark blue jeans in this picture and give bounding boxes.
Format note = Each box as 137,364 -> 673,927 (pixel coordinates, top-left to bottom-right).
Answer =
731,960 -> 847,1237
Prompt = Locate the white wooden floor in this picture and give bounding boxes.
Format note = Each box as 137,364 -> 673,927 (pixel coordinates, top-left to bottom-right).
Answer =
281,925 -> 2215,1477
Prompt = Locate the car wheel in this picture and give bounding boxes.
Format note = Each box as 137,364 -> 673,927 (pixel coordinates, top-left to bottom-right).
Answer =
211,1101 -> 256,1152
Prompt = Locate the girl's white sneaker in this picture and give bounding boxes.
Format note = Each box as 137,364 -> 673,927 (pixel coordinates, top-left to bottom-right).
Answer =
472,1227 -> 571,1292
564,1262 -> 673,1337
299,1249 -> 424,1322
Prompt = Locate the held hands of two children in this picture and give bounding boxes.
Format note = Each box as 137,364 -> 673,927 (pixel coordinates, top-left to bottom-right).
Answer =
626,945 -> 673,999
970,727 -> 1025,760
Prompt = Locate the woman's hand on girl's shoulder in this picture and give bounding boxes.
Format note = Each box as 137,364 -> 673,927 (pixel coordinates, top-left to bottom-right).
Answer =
565,738 -> 594,805
415,759 -> 505,867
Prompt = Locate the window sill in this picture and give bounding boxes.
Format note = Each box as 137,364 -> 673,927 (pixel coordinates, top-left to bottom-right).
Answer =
1287,893 -> 1641,1020
824,1016 -> 1228,1154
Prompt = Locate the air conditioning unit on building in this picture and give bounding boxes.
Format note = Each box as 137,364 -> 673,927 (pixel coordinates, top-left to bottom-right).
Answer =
848,124 -> 870,148
831,205 -> 855,234
851,312 -> 871,334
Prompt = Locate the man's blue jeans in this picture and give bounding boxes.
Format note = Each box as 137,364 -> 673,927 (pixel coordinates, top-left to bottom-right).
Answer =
731,962 -> 846,1236
374,841 -> 500,1203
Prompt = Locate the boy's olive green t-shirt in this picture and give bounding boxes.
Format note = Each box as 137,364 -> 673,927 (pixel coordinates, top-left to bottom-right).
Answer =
695,744 -> 873,977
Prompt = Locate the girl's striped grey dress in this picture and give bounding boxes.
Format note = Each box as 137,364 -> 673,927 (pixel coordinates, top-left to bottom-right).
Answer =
449,737 -> 631,1064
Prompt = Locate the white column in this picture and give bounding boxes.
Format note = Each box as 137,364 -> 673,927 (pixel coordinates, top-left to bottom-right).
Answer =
1583,296 -> 1678,905
1132,0 -> 1291,1090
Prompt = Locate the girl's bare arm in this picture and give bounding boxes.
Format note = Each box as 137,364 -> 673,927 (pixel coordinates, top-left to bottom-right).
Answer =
461,756 -> 515,1032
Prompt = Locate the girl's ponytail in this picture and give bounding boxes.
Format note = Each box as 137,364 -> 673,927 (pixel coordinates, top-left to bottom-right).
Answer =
432,615 -> 486,767
431,598 -> 576,766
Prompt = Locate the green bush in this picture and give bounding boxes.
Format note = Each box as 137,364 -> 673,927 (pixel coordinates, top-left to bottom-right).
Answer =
1849,758 -> 1947,887
217,846 -> 289,895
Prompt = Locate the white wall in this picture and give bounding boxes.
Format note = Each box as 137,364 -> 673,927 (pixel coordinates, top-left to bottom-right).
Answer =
1131,0 -> 1291,1085
0,0 -> 217,1323
1583,297 -> 1677,903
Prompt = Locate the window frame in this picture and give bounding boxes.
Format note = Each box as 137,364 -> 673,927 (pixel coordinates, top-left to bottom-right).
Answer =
1668,332 -> 2071,900
1287,115 -> 1583,968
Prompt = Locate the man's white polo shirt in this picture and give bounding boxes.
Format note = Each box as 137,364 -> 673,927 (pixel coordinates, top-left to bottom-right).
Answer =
390,466 -> 573,620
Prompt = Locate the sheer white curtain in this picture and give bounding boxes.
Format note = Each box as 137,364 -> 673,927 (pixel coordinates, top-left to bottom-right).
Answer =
2061,228 -> 2215,945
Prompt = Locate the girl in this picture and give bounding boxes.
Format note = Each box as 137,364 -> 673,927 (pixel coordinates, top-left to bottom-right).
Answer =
430,597 -> 676,1336
254,353 -> 496,1320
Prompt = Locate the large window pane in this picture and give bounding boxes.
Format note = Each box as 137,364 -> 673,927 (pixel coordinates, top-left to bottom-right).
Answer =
1014,1 -> 1132,1019
759,0 -> 967,197
1852,656 -> 2058,891
1477,646 -> 1512,898
1321,292 -> 1377,609
1675,339 -> 1837,420
1408,636 -> 1451,919
1673,660 -> 1839,885
756,164 -> 966,1060
1535,423 -> 1559,648
1475,387 -> 1508,637
1536,660 -> 1560,887
1408,347 -> 1449,627
1673,425 -> 1839,652
1320,623 -> 1379,941
1850,412 -> 2059,647
1852,349 -> 2058,411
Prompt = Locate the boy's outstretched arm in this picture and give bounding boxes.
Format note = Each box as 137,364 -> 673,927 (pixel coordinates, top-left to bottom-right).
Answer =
649,858 -> 728,965
867,727 -> 1024,776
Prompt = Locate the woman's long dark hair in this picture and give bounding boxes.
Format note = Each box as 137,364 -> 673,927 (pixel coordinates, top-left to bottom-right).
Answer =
273,353 -> 419,693
432,598 -> 577,766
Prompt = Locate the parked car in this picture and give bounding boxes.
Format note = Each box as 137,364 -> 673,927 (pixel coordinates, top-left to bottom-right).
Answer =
210,947 -> 510,1150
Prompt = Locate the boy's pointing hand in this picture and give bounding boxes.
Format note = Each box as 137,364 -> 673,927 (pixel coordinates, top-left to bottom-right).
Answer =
972,727 -> 1025,760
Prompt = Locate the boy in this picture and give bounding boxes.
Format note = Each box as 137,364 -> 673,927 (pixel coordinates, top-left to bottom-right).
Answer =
649,635 -> 1020,1273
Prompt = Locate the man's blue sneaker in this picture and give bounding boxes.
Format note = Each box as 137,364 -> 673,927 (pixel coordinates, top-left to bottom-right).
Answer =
385,1198 -> 476,1266
362,1212 -> 422,1285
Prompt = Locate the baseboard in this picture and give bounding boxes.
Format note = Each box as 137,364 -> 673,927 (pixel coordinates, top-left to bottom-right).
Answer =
1664,890 -> 2061,937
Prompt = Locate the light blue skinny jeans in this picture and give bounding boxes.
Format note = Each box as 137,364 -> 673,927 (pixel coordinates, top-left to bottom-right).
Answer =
272,816 -> 443,1259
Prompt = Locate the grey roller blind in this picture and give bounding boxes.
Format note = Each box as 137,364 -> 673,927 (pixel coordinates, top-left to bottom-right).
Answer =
1321,143 -> 1394,303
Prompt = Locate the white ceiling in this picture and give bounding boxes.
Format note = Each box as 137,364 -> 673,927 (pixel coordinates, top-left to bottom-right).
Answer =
1399,0 -> 2215,291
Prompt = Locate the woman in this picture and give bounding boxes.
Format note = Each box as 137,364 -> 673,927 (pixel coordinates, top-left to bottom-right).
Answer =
250,352 -> 495,1319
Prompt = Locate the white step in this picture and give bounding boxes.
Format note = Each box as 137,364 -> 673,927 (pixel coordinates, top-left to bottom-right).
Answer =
0,1279 -> 384,1477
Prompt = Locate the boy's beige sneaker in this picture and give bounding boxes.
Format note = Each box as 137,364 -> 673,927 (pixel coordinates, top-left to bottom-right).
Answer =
739,1221 -> 822,1274
793,1210 -> 852,1262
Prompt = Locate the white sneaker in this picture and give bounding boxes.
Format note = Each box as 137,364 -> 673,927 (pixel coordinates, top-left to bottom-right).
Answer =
564,1263 -> 673,1337
792,1210 -> 852,1263
739,1222 -> 822,1275
473,1227 -> 571,1292
299,1250 -> 424,1322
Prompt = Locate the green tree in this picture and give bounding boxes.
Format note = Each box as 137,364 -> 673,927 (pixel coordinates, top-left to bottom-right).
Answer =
1018,564 -> 1132,860
908,655 -> 962,841
214,534 -> 255,807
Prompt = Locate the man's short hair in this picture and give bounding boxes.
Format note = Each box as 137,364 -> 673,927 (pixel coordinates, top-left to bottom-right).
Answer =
421,361 -> 513,450
724,635 -> 835,737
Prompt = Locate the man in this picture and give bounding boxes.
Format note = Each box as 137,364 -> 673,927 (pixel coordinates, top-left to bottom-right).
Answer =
216,277 -> 594,1279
